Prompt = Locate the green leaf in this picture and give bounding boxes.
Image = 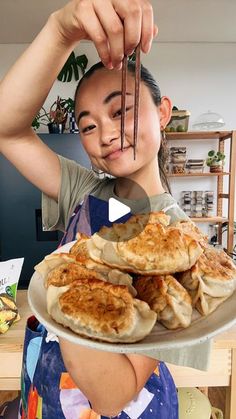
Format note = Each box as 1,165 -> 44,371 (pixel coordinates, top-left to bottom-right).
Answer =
58,66 -> 68,82
73,61 -> 79,81
67,65 -> 73,82
57,52 -> 88,82
76,54 -> 88,75
206,157 -> 213,166
208,150 -> 215,157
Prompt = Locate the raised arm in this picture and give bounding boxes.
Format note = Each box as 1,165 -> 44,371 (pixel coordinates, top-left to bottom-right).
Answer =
0,0 -> 157,201
0,14 -> 76,201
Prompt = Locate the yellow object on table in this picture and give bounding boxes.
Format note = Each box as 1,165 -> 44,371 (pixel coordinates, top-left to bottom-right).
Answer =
0,294 -> 20,334
0,257 -> 24,333
178,387 -> 223,419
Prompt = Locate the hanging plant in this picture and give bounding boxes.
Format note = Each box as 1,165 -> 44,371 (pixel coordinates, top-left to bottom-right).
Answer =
57,52 -> 88,82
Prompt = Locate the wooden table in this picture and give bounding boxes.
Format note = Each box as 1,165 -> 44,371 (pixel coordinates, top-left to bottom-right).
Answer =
1,290 -> 236,418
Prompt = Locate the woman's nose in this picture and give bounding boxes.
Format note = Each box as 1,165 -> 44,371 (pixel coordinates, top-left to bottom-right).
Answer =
100,124 -> 120,145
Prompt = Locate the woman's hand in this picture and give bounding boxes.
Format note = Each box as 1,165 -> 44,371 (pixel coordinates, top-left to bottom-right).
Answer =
54,0 -> 158,69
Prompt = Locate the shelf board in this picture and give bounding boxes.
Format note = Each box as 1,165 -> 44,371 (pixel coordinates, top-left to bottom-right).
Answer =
167,172 -> 230,177
166,131 -> 232,141
190,217 -> 228,223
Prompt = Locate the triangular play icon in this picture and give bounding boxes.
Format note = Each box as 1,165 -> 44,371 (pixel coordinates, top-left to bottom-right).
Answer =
108,198 -> 131,222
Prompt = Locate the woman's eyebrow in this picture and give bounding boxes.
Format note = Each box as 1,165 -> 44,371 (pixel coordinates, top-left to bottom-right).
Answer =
77,110 -> 90,125
77,91 -> 133,125
103,90 -> 132,104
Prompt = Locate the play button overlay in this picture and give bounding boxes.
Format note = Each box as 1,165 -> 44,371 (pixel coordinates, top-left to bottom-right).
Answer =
97,177 -> 151,242
108,198 -> 131,222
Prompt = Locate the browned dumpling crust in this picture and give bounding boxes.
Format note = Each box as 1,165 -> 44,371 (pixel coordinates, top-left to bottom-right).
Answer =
134,275 -> 192,329
35,253 -> 78,287
59,279 -> 135,334
171,220 -> 208,248
69,232 -> 90,257
89,221 -> 203,275
46,262 -> 105,288
70,235 -> 108,271
116,223 -> 202,272
47,277 -> 157,343
35,246 -> 137,296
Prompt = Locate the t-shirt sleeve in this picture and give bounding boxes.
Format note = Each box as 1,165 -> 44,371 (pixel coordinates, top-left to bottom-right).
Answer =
166,205 -> 190,223
42,155 -> 102,232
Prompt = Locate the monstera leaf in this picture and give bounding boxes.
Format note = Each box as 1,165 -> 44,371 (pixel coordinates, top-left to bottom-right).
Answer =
57,52 -> 88,82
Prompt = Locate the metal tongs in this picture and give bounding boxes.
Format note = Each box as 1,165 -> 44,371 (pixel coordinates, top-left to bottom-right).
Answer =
121,44 -> 141,160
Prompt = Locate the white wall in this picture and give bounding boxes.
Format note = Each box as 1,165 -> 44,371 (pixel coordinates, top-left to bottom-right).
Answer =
1,42 -> 236,130
0,40 -> 236,232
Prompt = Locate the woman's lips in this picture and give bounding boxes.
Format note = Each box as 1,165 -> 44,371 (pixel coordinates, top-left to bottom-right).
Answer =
105,146 -> 131,161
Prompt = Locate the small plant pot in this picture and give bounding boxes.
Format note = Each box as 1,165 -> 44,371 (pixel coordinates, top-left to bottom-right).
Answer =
209,163 -> 223,173
47,122 -> 65,134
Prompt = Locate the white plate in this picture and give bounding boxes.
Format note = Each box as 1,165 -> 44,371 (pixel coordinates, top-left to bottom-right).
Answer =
28,241 -> 236,353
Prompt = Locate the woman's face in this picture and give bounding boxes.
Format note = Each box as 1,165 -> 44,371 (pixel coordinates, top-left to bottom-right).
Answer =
75,68 -> 168,178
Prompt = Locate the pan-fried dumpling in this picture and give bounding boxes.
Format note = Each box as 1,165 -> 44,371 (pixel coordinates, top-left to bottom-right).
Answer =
47,278 -> 157,343
35,253 -> 78,287
69,233 -> 91,257
88,220 -> 203,275
35,249 -> 137,296
46,262 -> 106,288
171,220 -> 208,248
178,247 -> 236,315
70,236 -> 108,271
134,275 -> 192,329
89,212 -> 170,245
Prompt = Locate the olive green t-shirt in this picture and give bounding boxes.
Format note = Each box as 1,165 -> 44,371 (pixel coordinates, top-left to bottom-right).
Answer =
42,155 -> 212,371
42,155 -> 189,232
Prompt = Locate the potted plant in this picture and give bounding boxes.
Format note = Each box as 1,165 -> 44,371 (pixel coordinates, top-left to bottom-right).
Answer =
206,150 -> 226,173
47,96 -> 68,133
31,97 -> 75,133
32,107 -> 51,131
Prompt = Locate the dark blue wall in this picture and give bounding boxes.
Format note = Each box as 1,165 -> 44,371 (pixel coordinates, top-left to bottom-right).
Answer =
0,133 -> 91,288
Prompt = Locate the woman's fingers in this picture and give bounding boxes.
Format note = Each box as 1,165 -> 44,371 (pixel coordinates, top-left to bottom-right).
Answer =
94,0 -> 155,68
153,24 -> 159,39
93,0 -> 126,68
115,0 -> 143,56
140,1 -> 154,53
111,0 -> 155,55
77,2 -> 112,67
56,0 -> 157,68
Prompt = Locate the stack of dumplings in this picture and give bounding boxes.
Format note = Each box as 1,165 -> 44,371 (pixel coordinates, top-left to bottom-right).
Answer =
34,212 -> 236,344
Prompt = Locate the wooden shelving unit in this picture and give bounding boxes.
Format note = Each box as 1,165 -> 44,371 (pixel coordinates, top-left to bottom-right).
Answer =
166,131 -> 236,253
167,172 -> 230,178
191,216 -> 229,223
166,131 -> 232,140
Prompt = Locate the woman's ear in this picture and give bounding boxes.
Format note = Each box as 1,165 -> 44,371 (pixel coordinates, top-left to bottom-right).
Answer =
159,96 -> 172,130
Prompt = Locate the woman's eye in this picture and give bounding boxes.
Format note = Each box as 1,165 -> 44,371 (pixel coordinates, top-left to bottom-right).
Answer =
113,107 -> 131,118
81,124 -> 96,133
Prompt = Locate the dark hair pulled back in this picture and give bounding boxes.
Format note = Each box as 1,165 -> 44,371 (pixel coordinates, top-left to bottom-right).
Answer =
74,61 -> 170,193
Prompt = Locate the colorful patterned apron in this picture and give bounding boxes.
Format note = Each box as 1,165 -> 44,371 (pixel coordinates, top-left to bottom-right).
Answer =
20,194 -> 179,419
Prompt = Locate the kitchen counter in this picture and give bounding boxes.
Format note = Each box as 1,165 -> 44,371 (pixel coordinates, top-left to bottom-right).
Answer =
0,290 -> 235,418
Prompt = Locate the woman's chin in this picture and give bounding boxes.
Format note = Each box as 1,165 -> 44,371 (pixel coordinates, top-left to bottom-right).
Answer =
107,166 -> 136,179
